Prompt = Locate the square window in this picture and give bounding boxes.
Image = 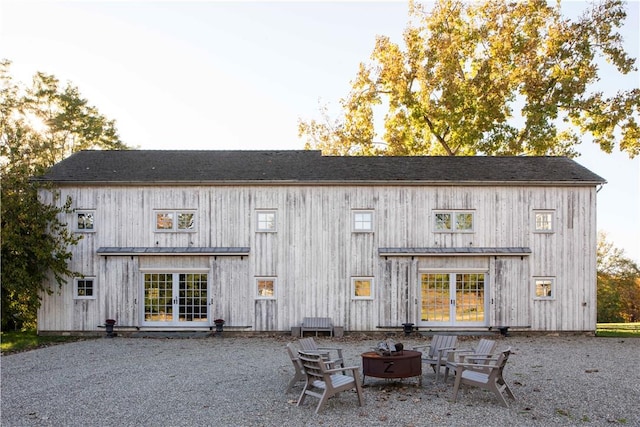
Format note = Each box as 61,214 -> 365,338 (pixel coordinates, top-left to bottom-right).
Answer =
256,278 -> 276,299
156,212 -> 174,230
74,278 -> 96,299
256,211 -> 277,232
434,211 -> 473,232
154,211 -> 196,232
352,210 -> 374,232
534,278 -> 554,299
435,213 -> 452,231
352,277 -> 373,300
535,211 -> 554,232
177,212 -> 194,230
455,213 -> 473,231
76,211 -> 95,232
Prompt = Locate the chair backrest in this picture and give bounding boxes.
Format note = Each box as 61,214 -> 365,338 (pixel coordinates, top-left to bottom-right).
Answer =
476,339 -> 497,356
429,335 -> 458,358
286,343 -> 303,365
487,348 -> 511,379
298,337 -> 318,352
298,350 -> 327,382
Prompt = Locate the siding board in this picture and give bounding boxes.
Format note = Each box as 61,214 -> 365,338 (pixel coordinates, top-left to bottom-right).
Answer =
38,184 -> 599,333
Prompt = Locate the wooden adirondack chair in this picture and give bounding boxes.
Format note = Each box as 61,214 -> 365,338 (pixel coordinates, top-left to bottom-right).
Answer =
443,338 -> 498,382
296,350 -> 365,414
412,334 -> 458,381
285,343 -> 306,393
451,348 -> 515,407
298,337 -> 344,369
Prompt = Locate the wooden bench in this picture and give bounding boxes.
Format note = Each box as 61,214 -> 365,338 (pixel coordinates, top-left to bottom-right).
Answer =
300,317 -> 334,337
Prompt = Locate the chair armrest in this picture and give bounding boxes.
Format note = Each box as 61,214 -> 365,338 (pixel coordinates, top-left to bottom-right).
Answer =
447,348 -> 473,354
436,346 -> 457,357
412,344 -> 432,351
462,354 -> 499,362
325,365 -> 359,374
462,353 -> 494,361
456,361 -> 499,371
446,348 -> 473,362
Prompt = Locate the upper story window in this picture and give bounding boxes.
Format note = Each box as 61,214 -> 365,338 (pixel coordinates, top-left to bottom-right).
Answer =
534,278 -> 554,299
75,210 -> 95,232
256,210 -> 277,232
352,277 -> 374,300
256,277 -> 276,299
154,210 -> 196,232
434,211 -> 474,232
352,210 -> 374,232
534,211 -> 554,233
74,277 -> 96,299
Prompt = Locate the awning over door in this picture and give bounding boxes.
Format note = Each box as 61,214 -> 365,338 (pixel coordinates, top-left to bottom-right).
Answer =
97,247 -> 250,256
379,247 -> 531,257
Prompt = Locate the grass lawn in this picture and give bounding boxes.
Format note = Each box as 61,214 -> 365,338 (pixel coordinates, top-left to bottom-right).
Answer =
0,330 -> 90,355
595,322 -> 640,337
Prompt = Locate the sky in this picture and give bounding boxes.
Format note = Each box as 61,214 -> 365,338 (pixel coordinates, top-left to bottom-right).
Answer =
1,0 -> 639,262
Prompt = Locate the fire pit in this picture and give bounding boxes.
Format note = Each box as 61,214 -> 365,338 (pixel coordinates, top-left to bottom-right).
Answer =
361,347 -> 422,386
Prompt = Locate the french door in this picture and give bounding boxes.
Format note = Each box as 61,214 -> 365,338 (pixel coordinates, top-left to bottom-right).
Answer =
419,272 -> 487,327
143,273 -> 209,325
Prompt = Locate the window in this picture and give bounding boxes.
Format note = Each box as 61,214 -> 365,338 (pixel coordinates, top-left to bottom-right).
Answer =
352,277 -> 374,300
75,211 -> 95,232
256,210 -> 277,232
352,210 -> 374,232
534,211 -> 554,232
74,277 -> 96,299
434,211 -> 474,232
256,277 -> 276,299
154,210 -> 196,232
534,278 -> 554,299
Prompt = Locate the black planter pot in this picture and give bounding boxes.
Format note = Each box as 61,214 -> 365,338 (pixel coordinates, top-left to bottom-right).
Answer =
214,321 -> 225,336
105,319 -> 116,338
402,322 -> 415,335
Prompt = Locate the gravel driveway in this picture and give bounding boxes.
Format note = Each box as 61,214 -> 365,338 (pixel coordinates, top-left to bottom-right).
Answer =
2,334 -> 639,426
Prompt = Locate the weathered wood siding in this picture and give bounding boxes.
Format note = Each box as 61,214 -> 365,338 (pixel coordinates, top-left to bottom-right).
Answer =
38,184 -> 598,332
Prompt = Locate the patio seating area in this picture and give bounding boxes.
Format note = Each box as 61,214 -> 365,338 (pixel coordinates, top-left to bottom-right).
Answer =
2,335 -> 639,426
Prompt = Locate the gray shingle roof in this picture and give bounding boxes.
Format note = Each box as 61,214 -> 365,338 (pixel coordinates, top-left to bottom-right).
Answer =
34,150 -> 606,184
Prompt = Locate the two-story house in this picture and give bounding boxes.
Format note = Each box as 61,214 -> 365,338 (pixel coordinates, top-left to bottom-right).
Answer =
34,150 -> 605,334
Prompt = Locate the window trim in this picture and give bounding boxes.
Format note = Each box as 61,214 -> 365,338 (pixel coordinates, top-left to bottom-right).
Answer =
534,210 -> 555,233
255,277 -> 277,299
256,210 -> 277,233
352,210 -> 374,233
75,210 -> 96,233
153,210 -> 197,233
534,277 -> 555,300
352,277 -> 374,300
74,277 -> 96,300
433,210 -> 475,233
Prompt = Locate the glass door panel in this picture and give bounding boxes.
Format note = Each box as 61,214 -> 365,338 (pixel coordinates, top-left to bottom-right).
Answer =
420,272 -> 486,326
420,274 -> 450,322
455,274 -> 485,323
178,273 -> 208,323
143,273 -> 208,325
144,273 -> 174,322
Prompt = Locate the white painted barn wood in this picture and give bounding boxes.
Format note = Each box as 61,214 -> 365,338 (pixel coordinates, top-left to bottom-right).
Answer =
36,154 -> 601,334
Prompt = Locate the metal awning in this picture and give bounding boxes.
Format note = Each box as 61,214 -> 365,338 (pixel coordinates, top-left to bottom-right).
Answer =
97,247 -> 250,256
379,247 -> 531,257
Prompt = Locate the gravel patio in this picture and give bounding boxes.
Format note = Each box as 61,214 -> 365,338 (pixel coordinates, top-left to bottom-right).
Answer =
1,334 -> 638,426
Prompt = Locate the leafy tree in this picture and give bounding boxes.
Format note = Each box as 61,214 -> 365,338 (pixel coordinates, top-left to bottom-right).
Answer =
300,0 -> 639,158
1,60 -> 128,330
597,232 -> 640,322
